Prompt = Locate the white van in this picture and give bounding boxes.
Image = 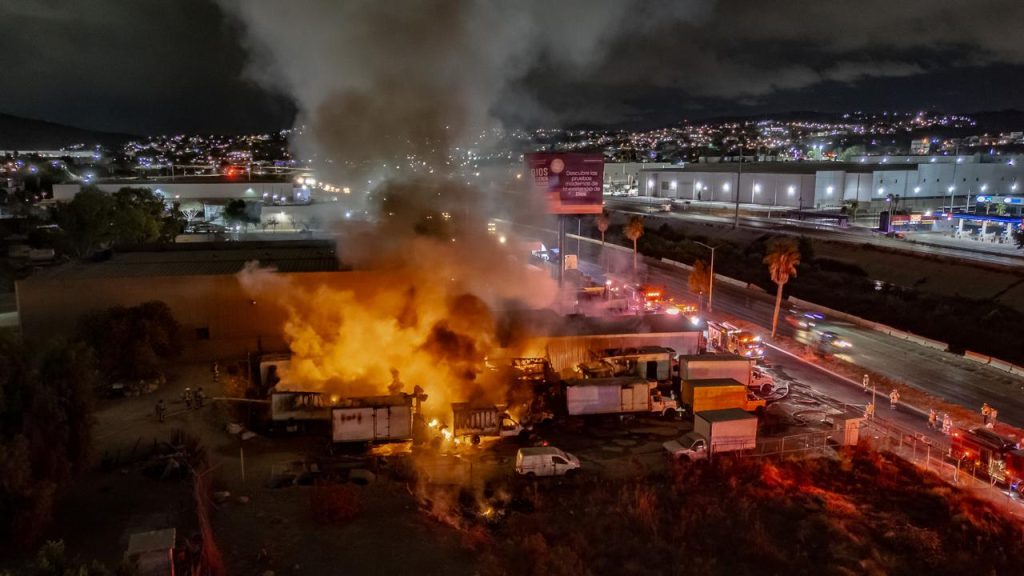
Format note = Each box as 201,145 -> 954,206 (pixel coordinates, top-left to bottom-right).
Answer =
515,447 -> 580,477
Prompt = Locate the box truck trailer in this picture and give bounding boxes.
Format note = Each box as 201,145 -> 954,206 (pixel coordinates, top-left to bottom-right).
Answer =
679,354 -> 773,391
682,379 -> 766,413
564,377 -> 683,417
331,395 -> 415,443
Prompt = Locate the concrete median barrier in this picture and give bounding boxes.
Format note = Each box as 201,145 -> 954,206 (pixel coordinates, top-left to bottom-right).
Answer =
964,350 -> 992,365
660,258 -> 694,272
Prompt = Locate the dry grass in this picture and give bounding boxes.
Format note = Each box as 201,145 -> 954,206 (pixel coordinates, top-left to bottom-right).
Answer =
309,482 -> 361,524
471,447 -> 1024,576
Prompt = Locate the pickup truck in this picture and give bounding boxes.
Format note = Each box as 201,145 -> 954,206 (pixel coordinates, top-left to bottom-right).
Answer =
662,432 -> 708,461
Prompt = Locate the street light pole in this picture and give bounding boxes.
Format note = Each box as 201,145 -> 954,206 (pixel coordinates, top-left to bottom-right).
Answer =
695,241 -> 717,312
734,146 -> 743,229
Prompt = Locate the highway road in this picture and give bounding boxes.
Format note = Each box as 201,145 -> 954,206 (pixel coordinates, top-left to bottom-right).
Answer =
604,197 -> 1024,269
512,221 -> 1024,428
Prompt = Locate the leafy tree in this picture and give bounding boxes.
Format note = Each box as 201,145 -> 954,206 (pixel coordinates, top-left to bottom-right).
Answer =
595,211 -> 610,245
223,199 -> 259,230
764,239 -> 801,337
624,216 -> 644,276
50,188 -> 115,256
77,301 -> 181,382
688,259 -> 711,312
0,337 -> 98,549
110,188 -> 166,245
51,187 -> 181,256
994,202 -> 1008,217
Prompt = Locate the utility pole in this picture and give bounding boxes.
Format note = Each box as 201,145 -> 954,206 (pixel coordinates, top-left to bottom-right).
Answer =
557,215 -> 565,288
948,141 -> 961,213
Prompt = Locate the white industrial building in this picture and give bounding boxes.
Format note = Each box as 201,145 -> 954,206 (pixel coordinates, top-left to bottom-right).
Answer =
51,180 -> 297,203
637,154 -> 1024,213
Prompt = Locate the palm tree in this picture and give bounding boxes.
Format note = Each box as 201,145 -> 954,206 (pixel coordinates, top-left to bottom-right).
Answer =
596,211 -> 610,245
688,259 -> 711,312
624,216 -> 644,275
763,239 -> 801,337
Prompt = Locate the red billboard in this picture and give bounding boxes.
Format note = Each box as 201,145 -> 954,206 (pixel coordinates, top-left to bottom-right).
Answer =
526,152 -> 604,215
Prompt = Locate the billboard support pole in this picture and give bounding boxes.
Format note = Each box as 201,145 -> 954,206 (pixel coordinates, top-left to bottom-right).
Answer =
557,215 -> 565,288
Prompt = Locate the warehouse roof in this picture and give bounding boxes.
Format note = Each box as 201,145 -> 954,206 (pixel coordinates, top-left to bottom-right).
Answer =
502,309 -> 701,339
680,353 -> 747,362
640,161 -> 911,175
25,240 -> 342,280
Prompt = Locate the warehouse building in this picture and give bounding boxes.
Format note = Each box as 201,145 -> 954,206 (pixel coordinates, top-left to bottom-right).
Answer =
637,154 -> 1024,214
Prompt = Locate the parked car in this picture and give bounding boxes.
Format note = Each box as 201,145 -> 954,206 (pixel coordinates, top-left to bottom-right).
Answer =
515,446 -> 580,477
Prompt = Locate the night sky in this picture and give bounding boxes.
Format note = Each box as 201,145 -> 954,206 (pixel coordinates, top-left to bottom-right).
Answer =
2,0 -> 1023,135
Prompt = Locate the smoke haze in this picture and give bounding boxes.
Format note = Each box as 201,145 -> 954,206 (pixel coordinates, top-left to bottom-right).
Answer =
216,0 -> 707,184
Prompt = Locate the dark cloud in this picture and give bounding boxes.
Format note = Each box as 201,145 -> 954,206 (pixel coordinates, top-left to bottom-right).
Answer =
0,0 -> 294,134
0,0 -> 1022,135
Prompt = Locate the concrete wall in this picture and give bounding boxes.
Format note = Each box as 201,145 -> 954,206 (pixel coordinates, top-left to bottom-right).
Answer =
641,170 -> 815,207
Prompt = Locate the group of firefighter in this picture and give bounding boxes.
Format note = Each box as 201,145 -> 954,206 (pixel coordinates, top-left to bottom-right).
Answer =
861,374 -> 1000,435
154,362 -> 219,423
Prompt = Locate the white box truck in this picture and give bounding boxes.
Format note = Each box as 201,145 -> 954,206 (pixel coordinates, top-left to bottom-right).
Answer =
679,353 -> 773,392
694,408 -> 758,455
331,395 -> 415,443
564,377 -> 682,417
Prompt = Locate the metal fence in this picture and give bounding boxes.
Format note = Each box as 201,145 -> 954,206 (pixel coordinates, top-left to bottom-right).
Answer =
860,416 -> 992,491
746,431 -> 832,458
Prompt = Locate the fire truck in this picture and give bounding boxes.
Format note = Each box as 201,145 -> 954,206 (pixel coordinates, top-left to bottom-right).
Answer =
706,321 -> 765,359
626,284 -> 668,313
949,427 -> 1024,490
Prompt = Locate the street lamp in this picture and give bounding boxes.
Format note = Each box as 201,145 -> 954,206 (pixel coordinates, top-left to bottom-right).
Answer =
694,241 -> 717,313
